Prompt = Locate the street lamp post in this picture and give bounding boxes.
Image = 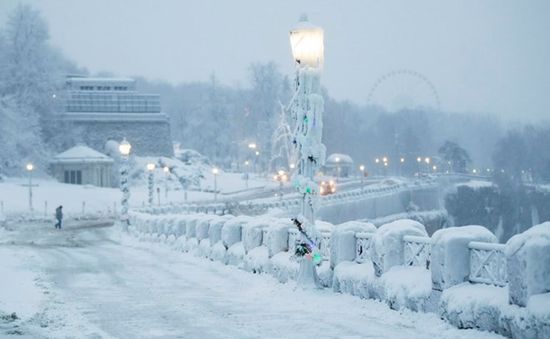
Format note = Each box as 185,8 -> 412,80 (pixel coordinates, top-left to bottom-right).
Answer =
163,166 -> 170,201
359,165 -> 365,192
146,163 -> 156,206
334,156 -> 341,183
244,160 -> 250,188
118,138 -> 131,227
26,163 -> 34,212
289,15 -> 325,288
212,167 -> 219,201
274,170 -> 288,200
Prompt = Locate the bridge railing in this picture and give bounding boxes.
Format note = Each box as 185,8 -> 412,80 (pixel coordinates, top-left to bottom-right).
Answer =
403,235 -> 431,269
468,241 -> 507,287
355,232 -> 373,263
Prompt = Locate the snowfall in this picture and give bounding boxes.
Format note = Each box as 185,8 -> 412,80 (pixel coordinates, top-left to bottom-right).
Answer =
0,171 -> 547,338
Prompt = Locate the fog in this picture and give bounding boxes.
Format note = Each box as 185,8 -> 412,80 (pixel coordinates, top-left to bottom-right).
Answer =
1,0 -> 549,121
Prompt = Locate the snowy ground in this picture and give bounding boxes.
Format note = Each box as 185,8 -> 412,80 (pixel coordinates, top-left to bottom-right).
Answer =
0,173 -> 273,218
0,221 -> 504,338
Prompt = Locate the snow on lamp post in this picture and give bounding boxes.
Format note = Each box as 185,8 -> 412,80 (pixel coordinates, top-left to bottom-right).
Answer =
212,167 -> 219,201
146,163 -> 156,206
163,166 -> 170,201
26,163 -> 34,212
289,15 -> 326,288
243,160 -> 250,189
119,138 -> 131,227
359,165 -> 365,192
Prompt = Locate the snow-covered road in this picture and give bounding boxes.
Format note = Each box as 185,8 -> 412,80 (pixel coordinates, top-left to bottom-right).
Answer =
0,223 -> 503,338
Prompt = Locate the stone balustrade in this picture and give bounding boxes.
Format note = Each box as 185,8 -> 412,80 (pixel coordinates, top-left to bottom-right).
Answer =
127,212 -> 549,338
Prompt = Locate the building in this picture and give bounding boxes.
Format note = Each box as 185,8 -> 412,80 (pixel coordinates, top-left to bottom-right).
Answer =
324,153 -> 354,178
50,145 -> 114,187
58,76 -> 173,156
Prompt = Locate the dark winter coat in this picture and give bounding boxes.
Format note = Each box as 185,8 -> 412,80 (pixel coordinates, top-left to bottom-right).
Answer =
55,207 -> 63,220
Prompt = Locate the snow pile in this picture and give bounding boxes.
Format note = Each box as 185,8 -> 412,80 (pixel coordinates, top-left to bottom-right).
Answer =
330,221 -> 376,269
431,225 -> 497,290
266,219 -> 292,258
370,219 -> 427,276
332,261 -> 375,299
243,217 -> 274,254
243,245 -> 270,273
376,266 -> 432,311
439,283 -> 508,333
270,251 -> 299,283
505,222 -> 550,306
222,216 -> 250,266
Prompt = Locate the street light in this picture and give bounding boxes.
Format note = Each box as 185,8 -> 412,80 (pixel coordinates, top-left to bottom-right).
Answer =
163,166 -> 170,201
274,169 -> 288,200
289,14 -> 325,288
25,163 -> 34,212
212,167 -> 219,201
118,138 -> 131,227
359,165 -> 366,192
335,156 -> 341,182
146,163 -> 155,206
243,160 -> 250,188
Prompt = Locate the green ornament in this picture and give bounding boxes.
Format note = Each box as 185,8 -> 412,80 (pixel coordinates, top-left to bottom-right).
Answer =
306,187 -> 311,193
313,253 -> 322,264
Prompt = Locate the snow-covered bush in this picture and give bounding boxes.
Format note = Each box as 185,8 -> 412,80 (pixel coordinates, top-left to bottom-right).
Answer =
377,266 -> 432,311
208,215 -> 232,245
370,219 -> 427,276
439,282 -> 507,333
266,219 -> 293,258
243,217 -> 275,254
332,261 -> 375,299
506,222 -> 550,306
431,225 -> 497,290
330,221 -> 376,269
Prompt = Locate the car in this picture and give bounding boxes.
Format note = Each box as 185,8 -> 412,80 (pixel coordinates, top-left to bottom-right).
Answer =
319,179 -> 336,196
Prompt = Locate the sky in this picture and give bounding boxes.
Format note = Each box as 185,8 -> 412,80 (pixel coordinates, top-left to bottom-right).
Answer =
1,0 -> 549,121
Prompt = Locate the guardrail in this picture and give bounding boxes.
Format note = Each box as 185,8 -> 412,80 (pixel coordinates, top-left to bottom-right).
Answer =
468,241 -> 507,287
355,232 -> 373,263
403,235 -> 431,269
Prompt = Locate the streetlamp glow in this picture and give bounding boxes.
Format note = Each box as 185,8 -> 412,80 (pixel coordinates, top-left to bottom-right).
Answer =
382,156 -> 388,163
212,167 -> 219,201
400,157 -> 405,163
163,166 -> 169,173
375,158 -> 380,164
26,163 -> 34,172
290,14 -> 324,68
424,157 -> 431,164
417,157 -> 421,162
119,138 -> 132,227
359,165 -> 365,172
119,138 -> 131,156
146,163 -> 156,172
248,143 -> 257,150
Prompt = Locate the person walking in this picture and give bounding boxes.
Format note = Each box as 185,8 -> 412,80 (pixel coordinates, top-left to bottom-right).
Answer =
55,205 -> 63,229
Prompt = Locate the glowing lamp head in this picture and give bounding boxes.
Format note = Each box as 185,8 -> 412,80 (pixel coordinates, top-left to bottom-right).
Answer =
290,15 -> 324,69
382,156 -> 388,163
212,167 -> 219,175
26,163 -> 34,171
248,143 -> 256,149
375,158 -> 380,164
424,157 -> 430,164
359,165 -> 365,171
255,151 -> 260,156
163,166 -> 170,173
432,165 -> 437,171
400,157 -> 405,163
119,138 -> 132,156
146,163 -> 156,172
417,157 -> 422,162
289,163 -> 295,169
278,170 -> 285,176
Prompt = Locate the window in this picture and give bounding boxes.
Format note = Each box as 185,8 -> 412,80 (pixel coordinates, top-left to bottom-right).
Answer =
64,170 -> 83,185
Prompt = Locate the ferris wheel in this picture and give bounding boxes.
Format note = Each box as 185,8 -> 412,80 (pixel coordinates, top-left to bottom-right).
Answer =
366,69 -> 441,113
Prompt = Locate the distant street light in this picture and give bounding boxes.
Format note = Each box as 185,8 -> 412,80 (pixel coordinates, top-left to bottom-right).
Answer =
212,167 -> 219,201
118,138 -> 131,227
146,163 -> 156,206
163,166 -> 170,200
243,160 -> 250,188
359,165 -> 366,191
273,169 -> 288,200
26,163 -> 34,212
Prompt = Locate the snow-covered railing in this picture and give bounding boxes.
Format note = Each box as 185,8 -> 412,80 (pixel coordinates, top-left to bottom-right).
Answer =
468,241 -> 507,287
355,232 -> 372,263
319,232 -> 331,260
403,235 -> 431,269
